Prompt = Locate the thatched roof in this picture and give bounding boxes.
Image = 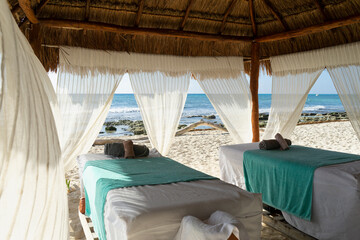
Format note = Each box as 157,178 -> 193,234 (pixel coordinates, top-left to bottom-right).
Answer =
8,0 -> 360,73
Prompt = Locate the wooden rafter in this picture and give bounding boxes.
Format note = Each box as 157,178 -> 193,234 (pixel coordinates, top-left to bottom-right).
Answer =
180,0 -> 195,30
314,0 -> 327,21
85,0 -> 91,20
248,0 -> 257,36
135,0 -> 145,27
40,19 -> 253,43
36,0 -> 50,15
262,0 -> 289,30
19,0 -> 39,23
219,0 -> 237,33
255,14 -> 360,42
17,0 -> 50,27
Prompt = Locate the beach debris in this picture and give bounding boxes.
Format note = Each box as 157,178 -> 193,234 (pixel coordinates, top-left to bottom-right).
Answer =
176,120 -> 227,136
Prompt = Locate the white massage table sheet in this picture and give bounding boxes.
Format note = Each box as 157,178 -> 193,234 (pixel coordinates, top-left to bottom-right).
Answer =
219,143 -> 360,240
78,154 -> 263,240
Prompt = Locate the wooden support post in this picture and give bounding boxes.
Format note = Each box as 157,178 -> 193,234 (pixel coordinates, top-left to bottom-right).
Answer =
29,24 -> 41,59
250,42 -> 260,142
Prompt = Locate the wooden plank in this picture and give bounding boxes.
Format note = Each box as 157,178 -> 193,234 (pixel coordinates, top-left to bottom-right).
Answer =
93,138 -> 124,145
220,0 -> 237,33
248,0 -> 257,36
135,0 -> 145,27
250,42 -> 260,142
40,19 -> 253,43
176,120 -> 228,136
262,0 -> 289,30
18,0 -> 39,24
255,14 -> 360,43
180,0 -> 195,30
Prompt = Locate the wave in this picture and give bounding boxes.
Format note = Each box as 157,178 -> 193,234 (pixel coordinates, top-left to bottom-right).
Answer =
303,105 -> 326,112
108,107 -> 140,113
260,105 -> 328,114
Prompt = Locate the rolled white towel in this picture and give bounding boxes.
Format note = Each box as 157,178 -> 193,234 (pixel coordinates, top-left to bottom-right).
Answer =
174,211 -> 243,240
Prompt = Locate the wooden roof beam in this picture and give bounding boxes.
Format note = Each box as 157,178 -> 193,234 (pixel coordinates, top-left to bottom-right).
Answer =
248,0 -> 257,36
314,0 -> 327,21
255,14 -> 360,43
40,19 -> 253,43
36,0 -> 50,15
135,0 -> 145,27
180,0 -> 195,30
17,0 -> 50,27
219,0 -> 237,33
19,0 -> 39,24
262,0 -> 289,30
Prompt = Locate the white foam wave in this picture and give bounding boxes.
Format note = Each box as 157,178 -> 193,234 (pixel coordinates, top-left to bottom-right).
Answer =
303,105 -> 326,111
260,105 -> 326,113
108,107 -> 140,113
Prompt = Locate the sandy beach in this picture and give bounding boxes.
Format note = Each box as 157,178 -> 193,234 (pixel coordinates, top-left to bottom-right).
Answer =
66,121 -> 360,239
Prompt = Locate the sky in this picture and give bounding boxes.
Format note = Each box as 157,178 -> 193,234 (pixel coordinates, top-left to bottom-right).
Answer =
49,69 -> 338,94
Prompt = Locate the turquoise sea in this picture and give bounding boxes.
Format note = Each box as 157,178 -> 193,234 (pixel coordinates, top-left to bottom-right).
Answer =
102,94 -> 345,136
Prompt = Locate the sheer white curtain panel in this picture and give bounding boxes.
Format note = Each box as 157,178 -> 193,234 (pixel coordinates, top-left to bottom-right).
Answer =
264,50 -> 324,139
328,66 -> 360,140
130,72 -> 190,155
265,42 -> 360,140
57,50 -> 123,171
325,42 -> 360,141
194,57 -> 252,143
0,1 -> 68,239
263,70 -> 322,139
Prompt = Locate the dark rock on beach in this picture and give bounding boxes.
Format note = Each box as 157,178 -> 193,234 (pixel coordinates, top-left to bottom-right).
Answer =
105,126 -> 117,132
202,115 -> 216,119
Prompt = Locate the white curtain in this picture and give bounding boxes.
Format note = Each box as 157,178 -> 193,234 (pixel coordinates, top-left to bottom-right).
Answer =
130,72 -> 190,155
195,58 -> 252,143
265,42 -> 360,140
0,1 -> 68,239
59,47 -> 249,154
58,48 -> 123,171
264,51 -> 324,139
325,42 -> 360,141
329,66 -> 360,140
263,70 -> 322,139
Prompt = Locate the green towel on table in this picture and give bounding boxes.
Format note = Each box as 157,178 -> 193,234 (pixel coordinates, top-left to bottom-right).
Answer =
243,145 -> 360,220
83,157 -> 217,240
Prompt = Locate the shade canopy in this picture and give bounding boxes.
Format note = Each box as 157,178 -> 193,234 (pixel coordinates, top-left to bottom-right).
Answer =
8,0 -> 360,73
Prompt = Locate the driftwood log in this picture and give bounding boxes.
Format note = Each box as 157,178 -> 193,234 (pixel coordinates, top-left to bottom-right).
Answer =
93,120 -> 227,145
175,120 -> 227,136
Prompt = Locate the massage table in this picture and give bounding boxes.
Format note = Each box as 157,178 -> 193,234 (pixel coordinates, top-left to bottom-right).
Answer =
77,153 -> 262,240
219,142 -> 360,240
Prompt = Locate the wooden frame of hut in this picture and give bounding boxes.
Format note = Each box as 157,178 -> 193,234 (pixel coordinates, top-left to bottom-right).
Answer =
8,0 -> 360,142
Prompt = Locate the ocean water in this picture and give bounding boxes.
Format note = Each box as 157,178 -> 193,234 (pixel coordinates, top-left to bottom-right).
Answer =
102,94 -> 345,136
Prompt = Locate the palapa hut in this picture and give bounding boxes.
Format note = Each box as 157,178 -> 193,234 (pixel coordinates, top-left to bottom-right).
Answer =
8,0 -> 360,141
2,0 -> 360,240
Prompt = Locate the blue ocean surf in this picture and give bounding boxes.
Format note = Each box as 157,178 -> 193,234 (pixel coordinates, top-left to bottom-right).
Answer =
103,94 -> 345,136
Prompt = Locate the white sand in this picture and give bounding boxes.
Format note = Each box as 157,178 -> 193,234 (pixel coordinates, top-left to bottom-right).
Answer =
66,121 -> 360,239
